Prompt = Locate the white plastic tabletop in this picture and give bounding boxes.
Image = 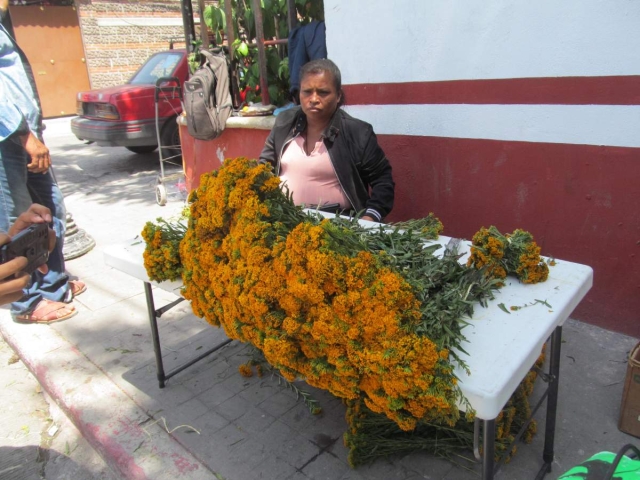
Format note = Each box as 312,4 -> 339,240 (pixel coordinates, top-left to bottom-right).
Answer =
104,233 -> 593,421
428,236 -> 593,419
104,240 -> 182,294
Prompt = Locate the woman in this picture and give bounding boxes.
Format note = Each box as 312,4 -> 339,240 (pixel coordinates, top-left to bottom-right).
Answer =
260,59 -> 394,222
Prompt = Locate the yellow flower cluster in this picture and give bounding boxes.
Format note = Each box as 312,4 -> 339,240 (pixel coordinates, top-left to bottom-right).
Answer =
467,226 -> 549,285
179,158 -> 460,431
141,221 -> 184,282
238,363 -> 253,377
344,348 -> 545,467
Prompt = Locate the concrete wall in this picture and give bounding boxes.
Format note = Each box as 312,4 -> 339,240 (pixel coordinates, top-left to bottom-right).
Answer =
324,0 -> 640,336
77,0 -> 186,88
180,116 -> 275,192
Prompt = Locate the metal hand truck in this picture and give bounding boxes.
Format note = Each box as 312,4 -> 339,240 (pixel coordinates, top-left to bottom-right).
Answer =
154,76 -> 186,206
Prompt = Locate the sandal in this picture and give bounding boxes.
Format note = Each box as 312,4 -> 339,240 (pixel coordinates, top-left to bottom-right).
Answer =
69,280 -> 86,297
63,280 -> 86,303
14,299 -> 77,324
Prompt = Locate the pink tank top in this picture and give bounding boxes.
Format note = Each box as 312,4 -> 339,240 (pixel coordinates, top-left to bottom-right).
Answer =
279,136 -> 351,209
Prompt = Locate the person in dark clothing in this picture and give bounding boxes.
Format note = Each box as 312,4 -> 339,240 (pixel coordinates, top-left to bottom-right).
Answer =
288,20 -> 327,103
260,59 -> 394,222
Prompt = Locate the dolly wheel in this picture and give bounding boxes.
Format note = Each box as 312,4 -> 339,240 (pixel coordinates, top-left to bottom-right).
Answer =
156,184 -> 168,206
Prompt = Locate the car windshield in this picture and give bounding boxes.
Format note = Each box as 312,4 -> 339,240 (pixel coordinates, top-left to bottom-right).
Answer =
128,52 -> 182,85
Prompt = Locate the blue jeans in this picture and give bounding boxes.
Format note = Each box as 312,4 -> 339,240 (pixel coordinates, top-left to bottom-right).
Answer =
0,138 -> 69,316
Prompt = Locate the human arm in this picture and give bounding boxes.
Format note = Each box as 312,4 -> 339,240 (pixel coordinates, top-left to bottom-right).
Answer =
0,25 -> 49,173
0,100 -> 51,173
358,129 -> 395,222
0,204 -> 55,305
0,23 -> 28,142
19,131 -> 51,173
258,123 -> 278,171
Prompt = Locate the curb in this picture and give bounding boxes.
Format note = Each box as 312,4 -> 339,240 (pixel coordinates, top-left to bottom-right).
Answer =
0,315 -> 218,480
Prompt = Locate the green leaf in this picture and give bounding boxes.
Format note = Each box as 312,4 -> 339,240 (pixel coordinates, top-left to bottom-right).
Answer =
214,7 -> 226,31
278,56 -> 289,79
245,8 -> 255,38
203,5 -> 215,30
498,303 -> 511,314
238,41 -> 249,57
262,10 -> 276,39
268,84 -> 281,104
250,62 -> 260,78
535,299 -> 553,308
266,49 -> 281,75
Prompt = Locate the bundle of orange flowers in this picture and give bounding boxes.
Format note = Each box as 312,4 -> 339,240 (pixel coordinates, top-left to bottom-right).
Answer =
141,217 -> 186,282
344,349 -> 544,466
142,157 -> 548,465
179,157 -> 465,431
467,226 -> 549,285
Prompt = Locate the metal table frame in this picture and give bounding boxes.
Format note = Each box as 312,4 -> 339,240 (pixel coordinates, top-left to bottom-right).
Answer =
475,326 -> 563,480
142,281 -> 232,388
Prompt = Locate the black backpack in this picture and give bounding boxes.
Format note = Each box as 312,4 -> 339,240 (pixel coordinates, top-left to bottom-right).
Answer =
183,49 -> 233,140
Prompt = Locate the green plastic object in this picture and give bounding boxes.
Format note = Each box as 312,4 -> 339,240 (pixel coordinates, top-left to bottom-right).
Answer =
558,451 -> 640,479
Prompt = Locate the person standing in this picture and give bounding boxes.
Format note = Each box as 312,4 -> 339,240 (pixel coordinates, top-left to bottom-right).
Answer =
0,1 -> 85,323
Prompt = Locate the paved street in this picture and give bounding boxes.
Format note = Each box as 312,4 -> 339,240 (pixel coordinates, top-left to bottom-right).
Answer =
0,117 -> 638,480
0,336 -> 116,480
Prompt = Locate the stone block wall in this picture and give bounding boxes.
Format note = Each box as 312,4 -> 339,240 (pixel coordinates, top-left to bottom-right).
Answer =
77,0 -> 187,88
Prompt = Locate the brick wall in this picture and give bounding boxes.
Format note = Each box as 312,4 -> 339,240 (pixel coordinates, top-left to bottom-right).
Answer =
77,0 -> 188,88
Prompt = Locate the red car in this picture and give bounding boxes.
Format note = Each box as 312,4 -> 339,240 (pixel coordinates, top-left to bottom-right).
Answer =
71,49 -> 188,157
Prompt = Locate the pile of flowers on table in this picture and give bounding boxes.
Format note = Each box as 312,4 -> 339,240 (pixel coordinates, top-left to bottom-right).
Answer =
142,157 -> 550,466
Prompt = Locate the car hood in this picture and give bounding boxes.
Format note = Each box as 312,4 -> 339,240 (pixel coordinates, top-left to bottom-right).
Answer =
77,84 -> 155,103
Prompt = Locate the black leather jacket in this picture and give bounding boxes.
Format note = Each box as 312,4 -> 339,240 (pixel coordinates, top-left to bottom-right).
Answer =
259,106 -> 394,221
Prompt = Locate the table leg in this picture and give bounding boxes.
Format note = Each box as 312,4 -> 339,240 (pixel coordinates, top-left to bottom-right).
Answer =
143,281 -> 166,388
535,325 -> 562,479
482,419 -> 496,480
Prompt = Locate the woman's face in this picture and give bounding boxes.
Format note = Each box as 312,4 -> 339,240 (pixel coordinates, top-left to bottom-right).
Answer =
299,71 -> 341,127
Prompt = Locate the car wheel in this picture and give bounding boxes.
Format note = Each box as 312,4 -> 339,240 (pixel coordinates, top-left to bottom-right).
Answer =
160,118 -> 181,160
126,145 -> 158,154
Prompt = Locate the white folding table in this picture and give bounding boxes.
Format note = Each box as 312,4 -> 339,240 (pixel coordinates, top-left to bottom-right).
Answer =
103,240 -> 233,389
104,234 -> 592,480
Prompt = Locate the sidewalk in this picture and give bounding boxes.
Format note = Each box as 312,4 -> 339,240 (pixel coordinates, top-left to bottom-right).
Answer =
1,117 -> 638,480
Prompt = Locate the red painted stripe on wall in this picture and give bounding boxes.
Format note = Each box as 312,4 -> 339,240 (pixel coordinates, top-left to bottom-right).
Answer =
380,133 -> 640,337
343,76 -> 640,106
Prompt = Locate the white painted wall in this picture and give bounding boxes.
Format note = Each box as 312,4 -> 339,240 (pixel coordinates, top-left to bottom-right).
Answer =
343,104 -> 640,148
324,0 -> 640,85
324,0 -> 640,147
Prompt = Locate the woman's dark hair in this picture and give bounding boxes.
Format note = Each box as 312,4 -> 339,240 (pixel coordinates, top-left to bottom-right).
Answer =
299,58 -> 346,106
